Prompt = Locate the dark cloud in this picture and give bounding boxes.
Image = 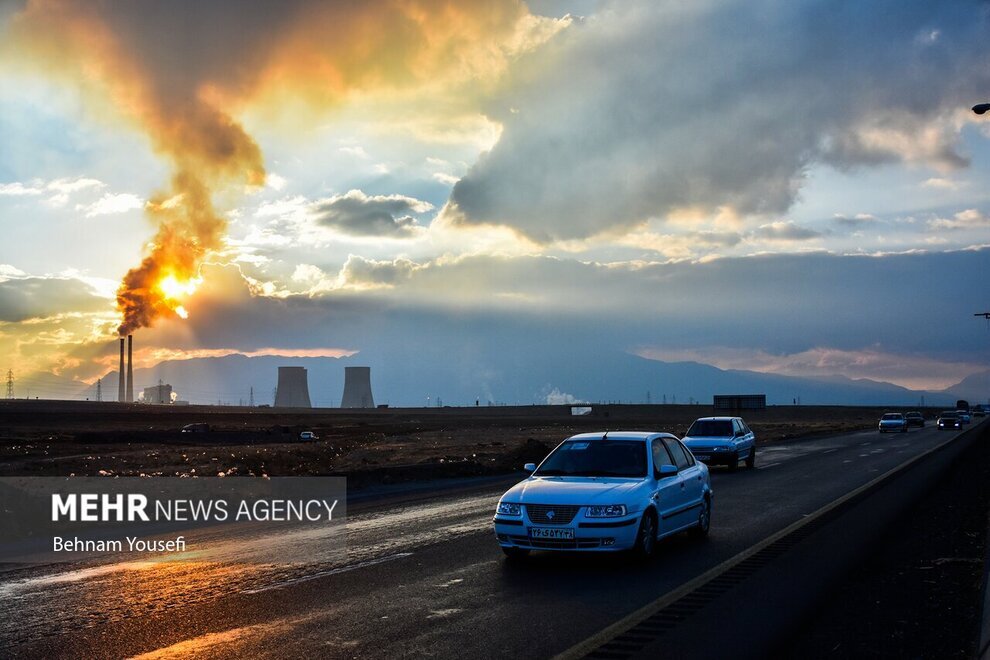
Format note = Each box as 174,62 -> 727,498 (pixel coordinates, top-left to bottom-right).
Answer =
158,249 -> 990,369
833,213 -> 879,228
449,0 -> 990,241
311,190 -> 431,237
0,276 -> 110,322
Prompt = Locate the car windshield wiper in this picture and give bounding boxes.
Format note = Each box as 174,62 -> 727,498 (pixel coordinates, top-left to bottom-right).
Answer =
572,470 -> 637,477
535,469 -> 570,476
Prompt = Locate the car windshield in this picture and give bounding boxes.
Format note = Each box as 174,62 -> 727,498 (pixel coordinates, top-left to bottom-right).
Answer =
686,420 -> 734,437
881,414 -> 902,420
535,440 -> 647,477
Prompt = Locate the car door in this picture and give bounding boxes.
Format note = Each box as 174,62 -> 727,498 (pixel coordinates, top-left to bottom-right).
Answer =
738,419 -> 755,458
651,438 -> 688,534
661,437 -> 704,531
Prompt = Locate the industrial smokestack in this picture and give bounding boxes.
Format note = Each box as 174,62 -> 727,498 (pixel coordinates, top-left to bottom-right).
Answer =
274,366 -> 312,408
126,334 -> 134,403
341,366 -> 375,409
117,337 -> 125,402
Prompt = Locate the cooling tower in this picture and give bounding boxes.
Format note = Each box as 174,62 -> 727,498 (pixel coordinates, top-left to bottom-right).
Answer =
126,334 -> 134,403
341,366 -> 375,409
117,337 -> 126,402
274,366 -> 312,408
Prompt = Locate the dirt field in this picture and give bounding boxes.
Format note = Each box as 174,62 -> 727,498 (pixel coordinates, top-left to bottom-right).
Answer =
0,400 -> 928,488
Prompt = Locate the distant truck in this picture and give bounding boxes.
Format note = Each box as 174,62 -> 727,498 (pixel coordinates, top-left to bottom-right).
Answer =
956,400 -> 970,413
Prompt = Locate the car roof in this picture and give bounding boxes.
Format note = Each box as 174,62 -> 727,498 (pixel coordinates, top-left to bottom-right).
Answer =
565,431 -> 675,442
692,416 -> 740,422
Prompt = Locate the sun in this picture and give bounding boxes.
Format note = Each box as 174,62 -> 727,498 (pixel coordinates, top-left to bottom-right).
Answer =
156,274 -> 202,319
158,274 -> 201,300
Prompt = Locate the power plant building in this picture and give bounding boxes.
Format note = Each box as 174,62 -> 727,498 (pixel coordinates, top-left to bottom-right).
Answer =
274,366 -> 312,408
341,366 -> 375,408
143,383 -> 173,404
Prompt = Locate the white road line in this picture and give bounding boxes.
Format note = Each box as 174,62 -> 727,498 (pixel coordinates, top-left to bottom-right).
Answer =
822,448 -> 839,454
759,462 -> 781,469
242,552 -> 414,594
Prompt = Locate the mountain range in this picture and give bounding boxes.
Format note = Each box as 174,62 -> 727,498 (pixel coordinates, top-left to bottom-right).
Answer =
25,349 -> 988,409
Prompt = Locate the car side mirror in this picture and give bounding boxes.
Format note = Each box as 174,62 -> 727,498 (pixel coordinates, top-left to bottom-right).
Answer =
524,463 -> 537,472
655,464 -> 678,479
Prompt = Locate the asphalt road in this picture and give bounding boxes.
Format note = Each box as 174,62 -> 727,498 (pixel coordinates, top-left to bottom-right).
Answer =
0,423 -> 966,659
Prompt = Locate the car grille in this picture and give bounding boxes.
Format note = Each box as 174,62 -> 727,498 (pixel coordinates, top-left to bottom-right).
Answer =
506,534 -> 602,549
525,504 -> 580,525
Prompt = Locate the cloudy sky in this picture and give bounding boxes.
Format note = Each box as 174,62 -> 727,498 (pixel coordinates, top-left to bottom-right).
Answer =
1,0 -> 989,401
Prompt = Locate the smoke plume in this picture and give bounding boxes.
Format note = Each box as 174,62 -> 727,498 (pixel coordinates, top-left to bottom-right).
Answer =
5,0 -> 540,335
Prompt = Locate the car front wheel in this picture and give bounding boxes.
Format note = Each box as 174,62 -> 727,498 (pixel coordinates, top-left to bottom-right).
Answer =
630,510 -> 657,559
746,447 -> 756,469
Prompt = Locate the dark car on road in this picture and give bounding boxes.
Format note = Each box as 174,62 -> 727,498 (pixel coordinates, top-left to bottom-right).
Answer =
937,411 -> 961,430
904,411 -> 925,428
681,417 -> 756,470
180,423 -> 210,433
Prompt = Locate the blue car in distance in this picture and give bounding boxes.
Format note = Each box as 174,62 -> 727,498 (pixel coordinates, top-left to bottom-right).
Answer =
681,417 -> 757,470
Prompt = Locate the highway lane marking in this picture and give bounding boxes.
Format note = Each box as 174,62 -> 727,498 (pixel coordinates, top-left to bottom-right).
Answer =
241,552 -> 414,594
822,448 -> 839,454
759,462 -> 781,469
553,428 -> 967,660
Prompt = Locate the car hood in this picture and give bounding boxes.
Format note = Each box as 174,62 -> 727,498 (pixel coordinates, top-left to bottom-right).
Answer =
502,476 -> 644,504
682,435 -> 734,446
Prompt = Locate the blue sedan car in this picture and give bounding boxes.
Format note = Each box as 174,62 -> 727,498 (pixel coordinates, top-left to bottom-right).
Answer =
493,432 -> 713,558
681,417 -> 757,470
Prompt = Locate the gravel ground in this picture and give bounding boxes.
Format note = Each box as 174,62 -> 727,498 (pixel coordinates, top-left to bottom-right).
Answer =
0,400 -> 923,487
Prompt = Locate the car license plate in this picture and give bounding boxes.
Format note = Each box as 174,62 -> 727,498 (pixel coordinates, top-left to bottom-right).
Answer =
529,527 -> 574,540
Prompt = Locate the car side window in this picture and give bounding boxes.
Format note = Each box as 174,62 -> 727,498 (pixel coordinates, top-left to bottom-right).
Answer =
741,421 -> 752,435
675,438 -> 696,467
652,439 -> 675,469
662,437 -> 691,470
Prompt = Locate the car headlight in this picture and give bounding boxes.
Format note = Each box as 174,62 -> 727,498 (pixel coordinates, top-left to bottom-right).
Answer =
496,502 -> 522,516
586,504 -> 627,518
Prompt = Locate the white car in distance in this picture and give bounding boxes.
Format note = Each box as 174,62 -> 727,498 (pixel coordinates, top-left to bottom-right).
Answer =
877,413 -> 908,433
493,432 -> 713,559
